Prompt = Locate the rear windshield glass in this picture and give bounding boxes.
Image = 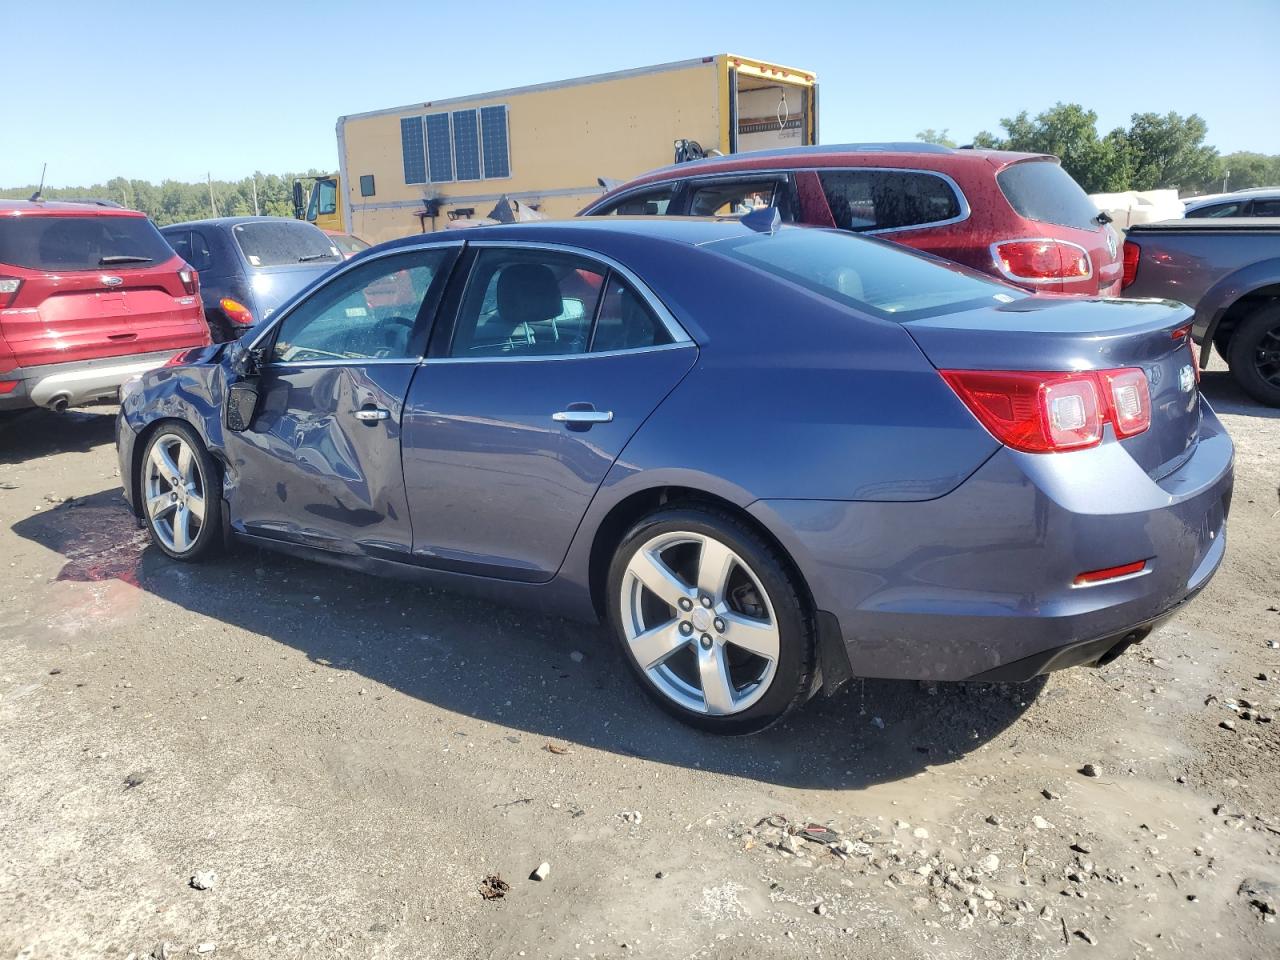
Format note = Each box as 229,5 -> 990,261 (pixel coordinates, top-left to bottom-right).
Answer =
328,233 -> 371,255
232,221 -> 342,268
0,214 -> 174,271
997,161 -> 1101,231
713,227 -> 1025,320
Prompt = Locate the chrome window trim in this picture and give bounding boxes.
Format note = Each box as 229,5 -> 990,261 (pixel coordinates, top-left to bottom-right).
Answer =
245,241 -> 467,361
989,237 -> 1094,285
457,239 -> 692,351
423,341 -> 693,365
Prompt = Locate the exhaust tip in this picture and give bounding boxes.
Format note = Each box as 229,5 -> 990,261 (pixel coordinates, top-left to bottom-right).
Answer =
48,394 -> 71,413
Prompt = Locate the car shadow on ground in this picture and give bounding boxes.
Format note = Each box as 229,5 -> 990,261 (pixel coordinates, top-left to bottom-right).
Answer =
1198,368 -> 1280,419
14,489 -> 1047,791
0,407 -> 118,465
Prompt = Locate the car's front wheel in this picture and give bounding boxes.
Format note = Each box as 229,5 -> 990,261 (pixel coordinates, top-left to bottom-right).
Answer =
606,505 -> 816,735
139,422 -> 221,561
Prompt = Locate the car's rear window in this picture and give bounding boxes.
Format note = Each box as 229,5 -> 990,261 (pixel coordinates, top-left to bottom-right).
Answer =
997,161 -> 1101,231
328,233 -> 371,255
232,221 -> 342,268
0,214 -> 175,271
713,226 -> 1025,320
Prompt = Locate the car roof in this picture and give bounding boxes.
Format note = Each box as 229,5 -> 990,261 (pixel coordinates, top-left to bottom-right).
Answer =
371,216 -> 776,255
1184,188 -> 1280,208
159,215 -> 317,230
613,142 -> 1052,186
0,199 -> 145,218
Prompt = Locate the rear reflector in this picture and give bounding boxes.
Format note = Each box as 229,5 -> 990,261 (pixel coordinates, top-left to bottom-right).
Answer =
0,380 -> 18,395
1122,240 -> 1140,288
941,367 -> 1151,453
1074,560 -> 1146,586
991,239 -> 1092,284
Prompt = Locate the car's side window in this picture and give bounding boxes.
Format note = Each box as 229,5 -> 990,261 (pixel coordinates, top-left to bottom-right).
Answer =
165,230 -> 192,263
688,179 -> 793,220
270,250 -> 447,363
1251,199 -> 1280,217
449,249 -> 606,358
1188,201 -> 1243,218
188,230 -> 214,272
596,186 -> 676,216
818,170 -> 961,232
591,275 -> 673,352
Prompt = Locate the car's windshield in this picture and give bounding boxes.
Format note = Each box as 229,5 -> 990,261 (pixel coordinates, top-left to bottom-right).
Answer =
233,221 -> 342,268
711,226 -> 1027,320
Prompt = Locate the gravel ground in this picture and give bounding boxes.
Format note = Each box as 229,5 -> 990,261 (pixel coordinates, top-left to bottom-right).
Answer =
0,365 -> 1277,960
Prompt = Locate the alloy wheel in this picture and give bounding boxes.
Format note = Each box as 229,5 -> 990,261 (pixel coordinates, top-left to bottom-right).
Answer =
144,434 -> 207,554
1252,322 -> 1280,387
620,530 -> 780,716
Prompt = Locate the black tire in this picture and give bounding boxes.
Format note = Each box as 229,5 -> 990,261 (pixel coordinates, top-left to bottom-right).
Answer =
1226,302 -> 1280,407
138,421 -> 222,562
606,504 -> 816,735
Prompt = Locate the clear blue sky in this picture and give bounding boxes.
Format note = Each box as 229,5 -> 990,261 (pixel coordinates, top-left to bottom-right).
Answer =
4,0 -> 1277,187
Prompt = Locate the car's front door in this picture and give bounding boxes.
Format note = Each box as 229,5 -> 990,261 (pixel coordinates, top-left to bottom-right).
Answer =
402,243 -> 697,581
225,245 -> 459,558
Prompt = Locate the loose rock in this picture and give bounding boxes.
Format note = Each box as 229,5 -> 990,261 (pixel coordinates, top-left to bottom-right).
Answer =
189,870 -> 217,891
531,862 -> 550,882
1080,763 -> 1101,778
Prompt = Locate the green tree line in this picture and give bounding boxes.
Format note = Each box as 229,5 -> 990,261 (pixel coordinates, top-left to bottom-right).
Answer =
0,171 -> 331,225
921,104 -> 1278,195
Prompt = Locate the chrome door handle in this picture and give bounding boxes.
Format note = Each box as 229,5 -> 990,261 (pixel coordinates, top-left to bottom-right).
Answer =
353,407 -> 390,422
552,409 -> 613,424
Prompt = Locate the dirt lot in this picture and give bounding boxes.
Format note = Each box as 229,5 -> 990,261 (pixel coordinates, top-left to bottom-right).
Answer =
1,365 -> 1277,960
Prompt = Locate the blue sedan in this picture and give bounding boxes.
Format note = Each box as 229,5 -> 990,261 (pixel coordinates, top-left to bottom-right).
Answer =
116,217 -> 1233,734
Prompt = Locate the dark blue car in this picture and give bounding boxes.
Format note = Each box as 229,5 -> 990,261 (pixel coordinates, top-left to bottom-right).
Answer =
160,217 -> 343,343
116,217 -> 1233,734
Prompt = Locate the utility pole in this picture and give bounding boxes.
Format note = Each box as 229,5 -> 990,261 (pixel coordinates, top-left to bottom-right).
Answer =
207,173 -> 219,217
1223,170 -> 1230,193
251,175 -> 261,216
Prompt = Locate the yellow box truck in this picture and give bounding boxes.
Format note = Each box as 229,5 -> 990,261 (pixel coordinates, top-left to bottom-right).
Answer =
333,54 -> 817,243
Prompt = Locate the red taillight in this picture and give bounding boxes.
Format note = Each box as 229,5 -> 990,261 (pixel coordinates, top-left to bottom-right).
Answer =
0,380 -> 18,395
1121,240 -> 1141,289
219,298 -> 254,327
991,239 -> 1092,284
0,276 -> 21,308
1074,560 -> 1147,586
942,367 -> 1151,453
178,265 -> 199,296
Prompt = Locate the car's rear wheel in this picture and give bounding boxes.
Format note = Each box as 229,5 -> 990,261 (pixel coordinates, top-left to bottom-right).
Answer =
140,422 -> 221,561
1226,302 -> 1280,407
606,505 -> 815,735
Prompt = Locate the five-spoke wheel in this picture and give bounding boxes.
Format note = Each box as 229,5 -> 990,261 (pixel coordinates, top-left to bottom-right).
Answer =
139,423 -> 221,561
608,505 -> 815,734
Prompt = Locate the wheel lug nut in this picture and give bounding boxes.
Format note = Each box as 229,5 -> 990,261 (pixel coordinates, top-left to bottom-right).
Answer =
679,621 -> 693,636
700,595 -> 713,608
714,617 -> 726,633
679,597 -> 693,611
700,634 -> 713,650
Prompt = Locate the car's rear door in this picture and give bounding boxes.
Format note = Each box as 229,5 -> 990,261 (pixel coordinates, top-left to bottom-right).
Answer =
402,242 -> 696,582
224,244 -> 459,557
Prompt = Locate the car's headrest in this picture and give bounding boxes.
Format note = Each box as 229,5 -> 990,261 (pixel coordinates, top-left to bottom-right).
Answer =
496,263 -> 563,327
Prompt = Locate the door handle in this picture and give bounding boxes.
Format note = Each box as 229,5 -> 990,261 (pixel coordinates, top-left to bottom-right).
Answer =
353,407 -> 390,422
552,409 -> 613,424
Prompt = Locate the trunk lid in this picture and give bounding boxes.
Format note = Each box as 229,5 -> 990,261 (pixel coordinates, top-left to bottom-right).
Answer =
905,295 -> 1202,479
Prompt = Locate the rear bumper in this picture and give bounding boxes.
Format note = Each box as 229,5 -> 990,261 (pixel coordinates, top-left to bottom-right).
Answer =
750,401 -> 1234,682
0,350 -> 182,411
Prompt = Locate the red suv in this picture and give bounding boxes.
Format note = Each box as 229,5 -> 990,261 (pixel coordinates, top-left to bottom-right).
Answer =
581,143 -> 1123,295
0,200 -> 210,412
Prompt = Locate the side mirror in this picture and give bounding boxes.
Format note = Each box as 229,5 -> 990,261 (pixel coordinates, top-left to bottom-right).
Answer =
292,180 -> 305,220
225,381 -> 260,432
